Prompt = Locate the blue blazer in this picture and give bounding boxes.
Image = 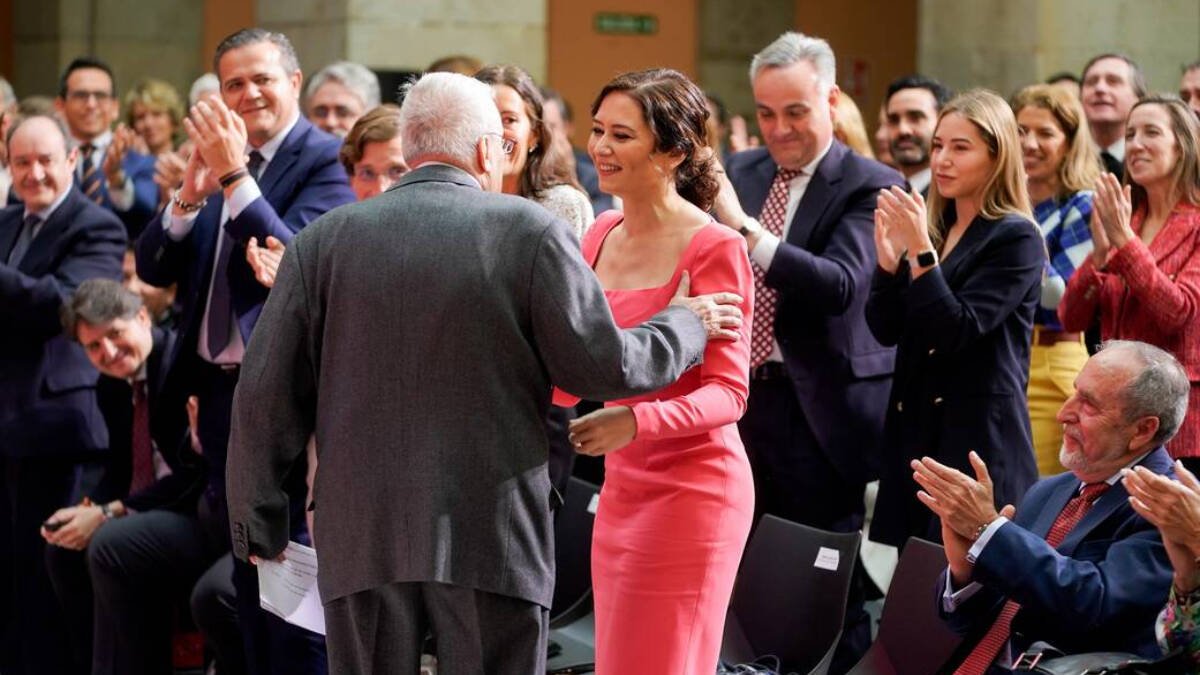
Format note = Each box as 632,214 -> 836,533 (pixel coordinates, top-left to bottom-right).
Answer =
88,149 -> 158,239
725,142 -> 904,485
135,116 -> 355,371
868,209 -> 1044,547
937,447 -> 1175,660
0,187 -> 126,458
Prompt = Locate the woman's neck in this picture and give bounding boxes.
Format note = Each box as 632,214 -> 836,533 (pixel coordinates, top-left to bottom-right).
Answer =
620,186 -> 689,235
952,194 -> 982,229
1144,181 -> 1181,223
1027,177 -> 1060,207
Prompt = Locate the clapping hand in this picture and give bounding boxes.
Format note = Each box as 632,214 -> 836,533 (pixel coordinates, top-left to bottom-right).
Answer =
175,147 -> 220,208
568,406 -> 637,456
154,149 -> 189,204
873,204 -> 905,273
246,236 -> 286,289
728,115 -> 760,153
184,99 -> 249,180
877,186 -> 931,255
102,123 -> 139,187
1126,462 -> 1200,592
1090,172 -> 1134,264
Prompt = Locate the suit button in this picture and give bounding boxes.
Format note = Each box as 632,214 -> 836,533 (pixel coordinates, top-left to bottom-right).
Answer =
933,396 -> 944,406
896,400 -> 904,412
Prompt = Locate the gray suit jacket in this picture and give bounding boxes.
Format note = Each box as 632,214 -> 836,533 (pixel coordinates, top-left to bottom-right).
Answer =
226,164 -> 707,607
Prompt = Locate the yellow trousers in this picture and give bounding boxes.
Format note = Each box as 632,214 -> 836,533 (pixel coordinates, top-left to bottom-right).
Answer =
1026,335 -> 1089,476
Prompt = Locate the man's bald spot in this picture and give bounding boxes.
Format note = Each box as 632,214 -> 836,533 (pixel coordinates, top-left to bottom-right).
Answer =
6,115 -> 71,155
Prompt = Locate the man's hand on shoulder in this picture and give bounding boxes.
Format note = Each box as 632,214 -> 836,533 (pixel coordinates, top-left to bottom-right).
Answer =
669,270 -> 743,341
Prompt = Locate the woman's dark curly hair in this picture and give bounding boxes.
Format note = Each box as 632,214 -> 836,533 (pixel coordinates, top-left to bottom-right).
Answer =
591,68 -> 718,210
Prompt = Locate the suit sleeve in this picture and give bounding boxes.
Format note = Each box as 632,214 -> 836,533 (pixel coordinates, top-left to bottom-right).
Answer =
120,153 -> 160,239
530,221 -> 707,402
223,149 -> 355,247
900,221 -> 1044,354
226,238 -> 317,560
1105,232 -> 1200,331
0,212 -> 126,340
865,263 -> 911,347
763,175 -> 900,316
135,204 -> 198,288
631,233 -> 752,440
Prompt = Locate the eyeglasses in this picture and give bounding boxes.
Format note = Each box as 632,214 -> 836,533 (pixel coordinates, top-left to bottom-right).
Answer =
353,165 -> 409,183
67,90 -> 113,103
483,133 -> 516,155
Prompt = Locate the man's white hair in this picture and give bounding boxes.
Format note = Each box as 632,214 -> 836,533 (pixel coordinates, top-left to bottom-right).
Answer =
306,61 -> 381,110
749,31 -> 837,94
399,72 -> 501,167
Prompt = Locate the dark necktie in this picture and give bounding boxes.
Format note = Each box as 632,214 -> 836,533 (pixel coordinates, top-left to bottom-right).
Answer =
206,150 -> 265,358
129,381 -> 155,494
7,214 -> 41,266
750,168 -> 802,369
79,143 -> 103,204
954,482 -> 1110,675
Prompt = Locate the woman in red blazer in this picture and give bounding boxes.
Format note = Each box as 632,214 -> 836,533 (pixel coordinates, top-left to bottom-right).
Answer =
1059,95 -> 1200,465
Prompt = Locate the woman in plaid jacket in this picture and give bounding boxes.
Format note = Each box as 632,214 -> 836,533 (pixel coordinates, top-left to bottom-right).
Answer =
1060,95 -> 1200,466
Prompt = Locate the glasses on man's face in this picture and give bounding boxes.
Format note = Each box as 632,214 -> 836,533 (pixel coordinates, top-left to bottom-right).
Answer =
353,165 -> 409,183
67,90 -> 113,103
483,133 -> 516,155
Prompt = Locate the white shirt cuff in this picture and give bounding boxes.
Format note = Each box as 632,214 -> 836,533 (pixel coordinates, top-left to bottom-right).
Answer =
164,207 -> 198,242
227,179 -> 262,219
750,228 -> 780,270
967,515 -> 1009,564
942,568 -> 985,612
108,176 -> 134,211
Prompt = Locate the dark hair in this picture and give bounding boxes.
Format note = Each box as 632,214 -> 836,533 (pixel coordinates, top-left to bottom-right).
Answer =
425,55 -> 482,76
885,74 -> 952,111
591,68 -> 719,211
1045,71 -> 1081,86
1081,53 -> 1148,98
475,64 -> 580,198
59,56 -> 116,99
339,104 -> 402,174
60,279 -> 143,341
213,28 -> 301,79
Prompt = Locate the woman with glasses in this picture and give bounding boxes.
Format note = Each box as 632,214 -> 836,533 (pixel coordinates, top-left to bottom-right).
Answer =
474,65 -> 594,238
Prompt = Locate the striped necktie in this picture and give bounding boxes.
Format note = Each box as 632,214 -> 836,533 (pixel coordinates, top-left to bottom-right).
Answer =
79,143 -> 104,204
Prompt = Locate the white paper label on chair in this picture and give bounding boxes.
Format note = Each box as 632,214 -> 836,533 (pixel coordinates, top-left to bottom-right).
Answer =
814,547 -> 840,571
587,494 -> 600,514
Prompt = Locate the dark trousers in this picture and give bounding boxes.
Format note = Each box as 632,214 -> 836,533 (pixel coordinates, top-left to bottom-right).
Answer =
324,581 -> 549,675
88,507 -> 237,675
233,558 -> 328,675
738,374 -> 870,675
192,551 -> 248,675
0,456 -> 78,675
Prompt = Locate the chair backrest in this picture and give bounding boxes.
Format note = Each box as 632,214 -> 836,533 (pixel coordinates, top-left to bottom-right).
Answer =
874,537 -> 963,675
722,515 -> 862,675
550,476 -> 601,627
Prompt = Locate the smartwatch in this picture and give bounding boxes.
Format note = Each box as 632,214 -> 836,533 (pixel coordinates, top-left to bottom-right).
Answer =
913,249 -> 939,268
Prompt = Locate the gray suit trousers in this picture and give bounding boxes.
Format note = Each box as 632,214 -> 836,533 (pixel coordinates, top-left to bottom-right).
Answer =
324,581 -> 548,675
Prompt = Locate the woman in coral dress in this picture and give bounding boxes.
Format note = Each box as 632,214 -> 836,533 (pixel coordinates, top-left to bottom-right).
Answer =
558,68 -> 754,675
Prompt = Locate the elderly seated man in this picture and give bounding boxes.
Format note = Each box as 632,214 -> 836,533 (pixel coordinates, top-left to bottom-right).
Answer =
912,340 -> 1185,673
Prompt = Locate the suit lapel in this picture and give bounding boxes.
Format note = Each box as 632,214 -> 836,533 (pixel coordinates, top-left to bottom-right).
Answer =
256,118 -> 310,201
936,214 -> 991,284
16,190 -> 81,273
1142,203 -> 1200,265
743,154 -> 777,218
1057,447 -> 1174,553
1030,477 -> 1076,539
785,143 -> 844,248
0,208 -> 21,261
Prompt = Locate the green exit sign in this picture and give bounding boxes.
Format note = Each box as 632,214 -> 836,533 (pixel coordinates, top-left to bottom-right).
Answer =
594,13 -> 658,35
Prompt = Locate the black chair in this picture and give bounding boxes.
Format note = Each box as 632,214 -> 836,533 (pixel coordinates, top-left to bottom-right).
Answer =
720,515 -> 862,675
546,477 -> 601,675
845,537 -> 963,675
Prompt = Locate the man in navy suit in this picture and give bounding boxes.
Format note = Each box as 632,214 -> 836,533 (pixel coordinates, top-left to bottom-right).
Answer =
714,31 -> 904,671
918,340 -> 1184,672
54,57 -> 159,238
0,114 -> 125,675
136,27 -> 354,675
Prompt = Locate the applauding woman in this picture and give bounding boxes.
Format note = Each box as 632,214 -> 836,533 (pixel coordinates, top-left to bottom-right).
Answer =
558,69 -> 753,674
1059,95 -> 1200,466
866,89 -> 1045,547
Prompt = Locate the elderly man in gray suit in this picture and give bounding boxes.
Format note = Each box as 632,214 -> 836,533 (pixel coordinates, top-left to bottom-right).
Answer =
226,72 -> 743,674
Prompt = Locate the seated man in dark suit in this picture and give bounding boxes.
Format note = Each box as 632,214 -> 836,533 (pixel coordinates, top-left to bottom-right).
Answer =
54,57 -> 159,237
41,278 -> 223,675
0,113 -> 125,675
914,340 -> 1184,672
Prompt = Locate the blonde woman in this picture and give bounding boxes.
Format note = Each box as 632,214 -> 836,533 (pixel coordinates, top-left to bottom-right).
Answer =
1012,84 -> 1101,475
123,78 -> 184,156
866,89 -> 1045,547
835,92 -> 875,159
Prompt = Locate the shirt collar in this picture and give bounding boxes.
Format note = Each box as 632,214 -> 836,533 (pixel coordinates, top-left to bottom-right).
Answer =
416,161 -> 483,190
1084,449 -> 1153,490
73,129 -> 112,152
25,185 -> 72,222
1105,138 -> 1125,162
797,138 -> 833,178
907,167 -> 932,194
249,110 -> 300,163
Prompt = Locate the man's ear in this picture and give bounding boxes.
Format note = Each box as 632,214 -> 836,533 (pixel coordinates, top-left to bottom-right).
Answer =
1129,416 -> 1161,451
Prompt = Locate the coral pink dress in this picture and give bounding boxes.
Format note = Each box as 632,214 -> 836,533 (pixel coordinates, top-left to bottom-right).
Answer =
568,212 -> 756,674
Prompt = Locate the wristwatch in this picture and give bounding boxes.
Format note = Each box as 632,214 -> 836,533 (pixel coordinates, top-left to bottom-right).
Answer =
911,249 -> 939,268
98,502 -> 114,520
737,217 -> 762,238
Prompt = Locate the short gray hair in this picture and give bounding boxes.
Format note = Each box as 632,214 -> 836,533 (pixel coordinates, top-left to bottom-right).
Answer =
1101,340 -> 1191,445
750,31 -> 836,94
0,76 -> 14,109
306,61 -> 381,110
189,73 -> 220,107
398,72 -> 500,167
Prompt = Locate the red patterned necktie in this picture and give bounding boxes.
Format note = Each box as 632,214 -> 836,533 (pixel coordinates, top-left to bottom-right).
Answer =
750,167 -> 802,369
954,482 -> 1110,675
130,381 -> 155,494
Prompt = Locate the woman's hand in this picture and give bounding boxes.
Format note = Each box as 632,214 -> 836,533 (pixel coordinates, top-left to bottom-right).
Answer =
246,236 -> 286,289
568,406 -> 637,456
1093,172 -> 1134,252
877,186 -> 931,256
873,204 -> 903,274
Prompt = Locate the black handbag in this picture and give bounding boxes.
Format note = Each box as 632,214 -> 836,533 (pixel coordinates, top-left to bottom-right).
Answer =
1013,642 -> 1193,674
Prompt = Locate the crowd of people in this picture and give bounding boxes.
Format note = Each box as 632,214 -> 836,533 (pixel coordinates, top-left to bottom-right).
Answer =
1,22 -> 1200,675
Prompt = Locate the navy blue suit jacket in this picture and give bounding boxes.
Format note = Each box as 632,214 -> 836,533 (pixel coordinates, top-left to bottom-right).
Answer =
135,116 -> 355,372
937,447 -> 1174,660
0,187 -> 126,458
867,209 -> 1044,547
85,149 -> 158,239
725,142 -> 903,485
